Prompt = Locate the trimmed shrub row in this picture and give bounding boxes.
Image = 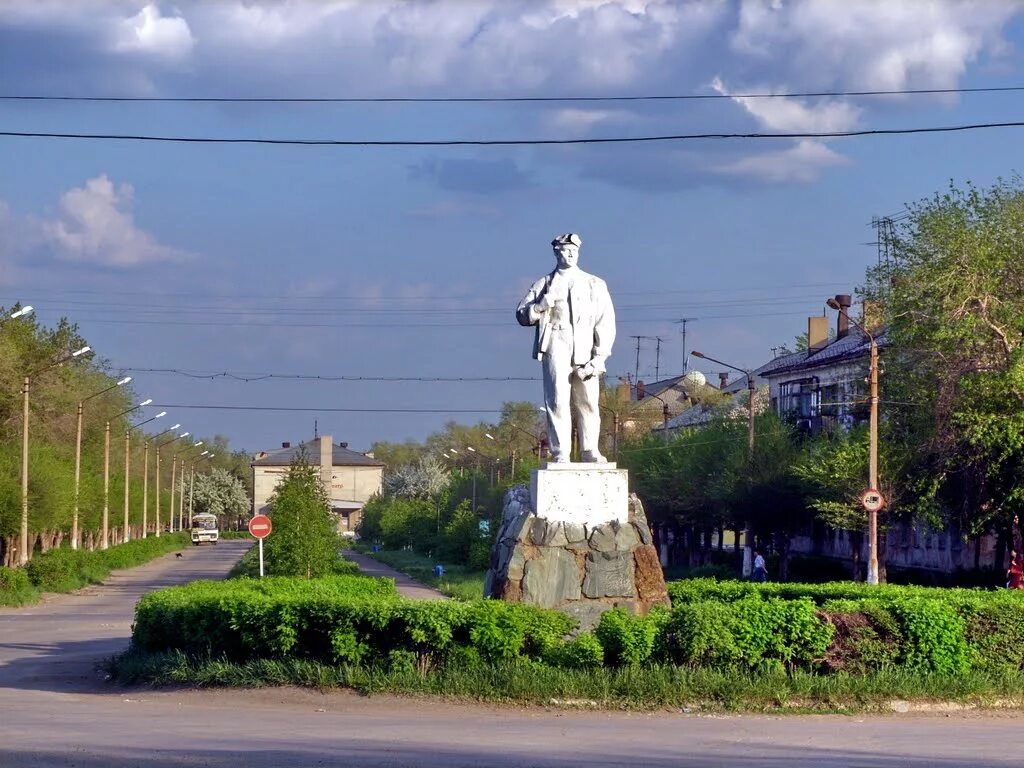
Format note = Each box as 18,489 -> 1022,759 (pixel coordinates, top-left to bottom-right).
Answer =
133,575 -> 1024,676
23,533 -> 191,592
133,576 -> 572,666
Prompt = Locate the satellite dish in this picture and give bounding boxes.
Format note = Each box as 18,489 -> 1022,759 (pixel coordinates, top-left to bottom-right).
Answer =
683,370 -> 707,388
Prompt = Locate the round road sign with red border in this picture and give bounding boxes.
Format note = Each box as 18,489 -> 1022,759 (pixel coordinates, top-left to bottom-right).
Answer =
248,514 -> 272,539
861,489 -> 885,513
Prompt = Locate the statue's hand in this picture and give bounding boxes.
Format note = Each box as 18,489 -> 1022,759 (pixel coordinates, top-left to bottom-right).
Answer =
574,361 -> 597,381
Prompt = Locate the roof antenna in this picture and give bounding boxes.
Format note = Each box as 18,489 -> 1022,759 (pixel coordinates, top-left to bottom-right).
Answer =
314,419 -> 318,439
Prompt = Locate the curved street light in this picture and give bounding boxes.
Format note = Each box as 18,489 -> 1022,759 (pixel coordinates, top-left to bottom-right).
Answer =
19,344 -> 91,565
139,425 -> 182,539
100,401 -> 156,549
71,375 -> 131,549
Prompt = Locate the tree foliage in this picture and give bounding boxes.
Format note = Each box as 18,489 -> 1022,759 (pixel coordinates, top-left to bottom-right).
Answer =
190,468 -> 250,525
263,455 -> 340,578
867,178 -> 1024,536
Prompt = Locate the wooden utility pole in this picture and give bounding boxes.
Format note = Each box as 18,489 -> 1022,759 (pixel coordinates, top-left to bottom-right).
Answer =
867,338 -> 880,585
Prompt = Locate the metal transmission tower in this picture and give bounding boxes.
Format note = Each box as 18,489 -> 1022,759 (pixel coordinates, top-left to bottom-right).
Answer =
674,318 -> 698,373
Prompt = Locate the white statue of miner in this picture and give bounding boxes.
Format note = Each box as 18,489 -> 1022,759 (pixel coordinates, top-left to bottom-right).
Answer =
516,233 -> 616,463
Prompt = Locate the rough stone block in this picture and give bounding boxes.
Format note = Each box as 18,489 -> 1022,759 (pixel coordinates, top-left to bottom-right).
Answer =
522,548 -> 582,608
588,524 -> 616,552
634,545 -> 671,605
582,550 -> 635,598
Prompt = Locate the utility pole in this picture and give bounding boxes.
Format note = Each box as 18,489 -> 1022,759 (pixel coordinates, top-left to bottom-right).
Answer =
654,337 -> 664,381
142,441 -> 149,538
630,335 -> 643,384
675,318 -> 697,374
123,428 -> 131,543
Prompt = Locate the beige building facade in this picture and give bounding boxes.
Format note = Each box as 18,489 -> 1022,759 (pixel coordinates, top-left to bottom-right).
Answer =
251,435 -> 384,534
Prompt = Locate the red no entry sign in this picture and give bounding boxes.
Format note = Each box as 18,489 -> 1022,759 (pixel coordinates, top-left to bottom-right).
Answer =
248,514 -> 272,539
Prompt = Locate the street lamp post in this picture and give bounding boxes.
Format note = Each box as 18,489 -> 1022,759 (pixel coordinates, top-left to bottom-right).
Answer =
125,418 -> 177,543
692,350 -> 756,577
827,297 -> 882,585
466,446 -> 479,511
154,434 -> 188,537
142,430 -> 185,539
20,344 -> 91,565
72,376 -> 131,549
103,401 -> 158,549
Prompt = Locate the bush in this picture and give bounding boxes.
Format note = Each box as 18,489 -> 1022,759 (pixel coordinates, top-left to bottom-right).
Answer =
595,608 -> 667,667
132,577 -> 573,667
0,565 -> 38,606
24,533 -> 190,592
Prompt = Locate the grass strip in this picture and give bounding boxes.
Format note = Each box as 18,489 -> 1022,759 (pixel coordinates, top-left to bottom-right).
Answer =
1,533 -> 191,607
106,649 -> 1024,713
228,543 -> 360,579
356,548 -> 485,601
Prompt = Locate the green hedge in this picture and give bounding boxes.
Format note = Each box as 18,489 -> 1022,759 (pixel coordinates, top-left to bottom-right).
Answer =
23,533 -> 191,592
668,578 -> 1024,675
129,574 -> 1024,677
133,576 -> 573,666
0,566 -> 38,606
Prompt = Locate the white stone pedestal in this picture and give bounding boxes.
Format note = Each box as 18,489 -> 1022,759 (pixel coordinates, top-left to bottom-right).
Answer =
530,462 -> 628,526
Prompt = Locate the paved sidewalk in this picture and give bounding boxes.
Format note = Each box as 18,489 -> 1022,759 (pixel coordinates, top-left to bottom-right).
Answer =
342,550 -> 447,600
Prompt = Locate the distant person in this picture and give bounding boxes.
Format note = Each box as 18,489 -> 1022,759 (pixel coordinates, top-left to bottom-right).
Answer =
752,550 -> 768,582
1011,516 -> 1024,590
1007,548 -> 1023,590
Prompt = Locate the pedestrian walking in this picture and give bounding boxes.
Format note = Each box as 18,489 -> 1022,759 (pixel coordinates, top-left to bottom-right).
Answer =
752,550 -> 768,583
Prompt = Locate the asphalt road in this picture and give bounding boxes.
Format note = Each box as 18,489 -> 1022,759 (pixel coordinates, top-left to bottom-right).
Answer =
1,539 -> 1022,768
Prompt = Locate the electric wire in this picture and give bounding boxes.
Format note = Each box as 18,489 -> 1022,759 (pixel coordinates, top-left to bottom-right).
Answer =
4,121 -> 1024,146
4,84 -> 1023,103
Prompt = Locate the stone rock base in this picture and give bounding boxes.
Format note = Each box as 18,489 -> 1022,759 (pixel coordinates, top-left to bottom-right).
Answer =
484,485 -> 670,630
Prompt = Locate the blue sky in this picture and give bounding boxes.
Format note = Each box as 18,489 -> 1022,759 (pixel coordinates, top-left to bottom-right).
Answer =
2,0 -> 1024,453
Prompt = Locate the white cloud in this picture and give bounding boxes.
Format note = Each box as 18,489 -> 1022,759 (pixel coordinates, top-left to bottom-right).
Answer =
731,0 -> 1017,90
713,139 -> 848,183
546,107 -> 636,133
44,175 -> 190,267
114,4 -> 194,60
711,77 -> 861,133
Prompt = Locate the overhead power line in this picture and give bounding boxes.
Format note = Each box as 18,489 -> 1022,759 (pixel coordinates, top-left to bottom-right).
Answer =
152,403 -> 503,413
3,121 -> 1024,147
4,84 -> 1023,103
123,368 -> 538,382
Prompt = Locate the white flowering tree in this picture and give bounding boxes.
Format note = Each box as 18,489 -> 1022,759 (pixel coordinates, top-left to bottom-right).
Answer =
190,468 -> 250,527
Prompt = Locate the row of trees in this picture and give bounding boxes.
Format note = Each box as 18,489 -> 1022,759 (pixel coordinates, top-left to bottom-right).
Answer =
0,312 -> 252,565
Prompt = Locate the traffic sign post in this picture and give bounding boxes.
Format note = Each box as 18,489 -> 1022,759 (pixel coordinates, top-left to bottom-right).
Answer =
248,514 -> 272,578
861,489 -> 885,513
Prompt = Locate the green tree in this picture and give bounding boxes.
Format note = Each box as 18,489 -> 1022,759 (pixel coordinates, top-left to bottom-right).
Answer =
190,468 -> 249,527
263,455 -> 339,578
866,178 -> 1024,543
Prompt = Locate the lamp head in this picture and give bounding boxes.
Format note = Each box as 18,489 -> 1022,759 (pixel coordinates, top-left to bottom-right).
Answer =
155,411 -> 166,418
691,351 -> 705,359
826,298 -> 841,310
72,346 -> 90,357
117,376 -> 132,386
140,398 -> 153,407
11,306 -> 34,319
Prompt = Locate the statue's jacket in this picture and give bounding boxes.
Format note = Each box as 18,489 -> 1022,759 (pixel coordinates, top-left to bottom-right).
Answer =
516,269 -> 616,372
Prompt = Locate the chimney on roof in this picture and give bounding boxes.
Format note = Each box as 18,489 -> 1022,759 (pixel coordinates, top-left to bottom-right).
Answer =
834,294 -> 853,338
320,434 -> 333,495
808,316 -> 829,352
636,380 -> 646,400
281,442 -> 291,449
719,372 -> 729,389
